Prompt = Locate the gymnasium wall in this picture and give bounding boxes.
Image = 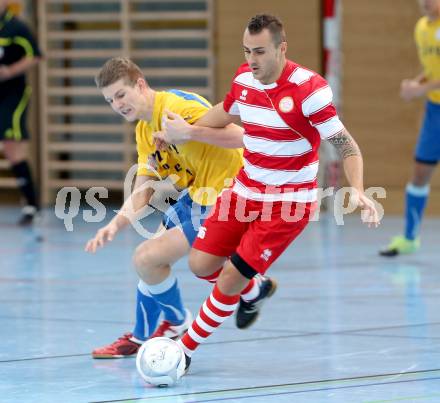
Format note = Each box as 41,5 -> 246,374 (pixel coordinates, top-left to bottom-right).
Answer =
215,0 -> 321,102
342,0 -> 440,215
3,1 -> 440,216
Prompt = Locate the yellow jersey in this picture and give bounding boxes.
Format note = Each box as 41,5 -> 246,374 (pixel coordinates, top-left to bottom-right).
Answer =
136,90 -> 243,205
415,16 -> 440,103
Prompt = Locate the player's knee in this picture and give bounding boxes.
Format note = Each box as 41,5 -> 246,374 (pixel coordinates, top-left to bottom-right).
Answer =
188,249 -> 209,277
133,243 -> 157,275
411,175 -> 431,187
412,162 -> 435,186
217,263 -> 249,295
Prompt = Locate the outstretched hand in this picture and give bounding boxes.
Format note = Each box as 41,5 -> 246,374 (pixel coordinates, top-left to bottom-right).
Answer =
400,79 -> 426,101
85,223 -> 118,253
351,191 -> 380,228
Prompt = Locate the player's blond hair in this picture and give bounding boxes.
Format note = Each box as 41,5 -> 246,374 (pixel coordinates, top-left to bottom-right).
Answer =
95,57 -> 145,89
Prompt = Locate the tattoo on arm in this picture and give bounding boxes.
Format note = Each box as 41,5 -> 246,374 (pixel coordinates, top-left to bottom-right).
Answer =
327,130 -> 361,159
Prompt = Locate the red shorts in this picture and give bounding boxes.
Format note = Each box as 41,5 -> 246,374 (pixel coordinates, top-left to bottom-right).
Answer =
193,190 -> 315,275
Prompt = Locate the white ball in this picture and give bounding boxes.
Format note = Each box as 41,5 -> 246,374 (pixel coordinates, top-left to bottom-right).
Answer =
136,337 -> 186,387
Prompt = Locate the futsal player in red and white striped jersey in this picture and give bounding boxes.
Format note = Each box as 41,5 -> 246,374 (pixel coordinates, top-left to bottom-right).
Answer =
155,14 -> 380,370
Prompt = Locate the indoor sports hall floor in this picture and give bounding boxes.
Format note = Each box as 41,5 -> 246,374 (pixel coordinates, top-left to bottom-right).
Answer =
1,206 -> 440,403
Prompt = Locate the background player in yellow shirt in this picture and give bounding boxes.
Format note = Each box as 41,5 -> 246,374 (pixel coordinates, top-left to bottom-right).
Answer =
381,0 -> 440,256
85,58 -> 269,358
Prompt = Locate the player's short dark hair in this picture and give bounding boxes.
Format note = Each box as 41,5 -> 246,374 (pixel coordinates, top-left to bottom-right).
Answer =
95,57 -> 145,89
247,14 -> 286,46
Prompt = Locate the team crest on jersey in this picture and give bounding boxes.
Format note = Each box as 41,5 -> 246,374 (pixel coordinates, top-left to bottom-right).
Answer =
279,96 -> 294,113
240,89 -> 248,101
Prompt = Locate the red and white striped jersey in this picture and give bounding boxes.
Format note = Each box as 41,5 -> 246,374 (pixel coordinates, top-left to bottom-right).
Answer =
223,60 -> 344,202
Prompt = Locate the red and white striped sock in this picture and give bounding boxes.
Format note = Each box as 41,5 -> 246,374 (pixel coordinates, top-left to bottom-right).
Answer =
197,268 -> 259,301
178,284 -> 239,357
196,267 -> 223,284
240,275 -> 261,302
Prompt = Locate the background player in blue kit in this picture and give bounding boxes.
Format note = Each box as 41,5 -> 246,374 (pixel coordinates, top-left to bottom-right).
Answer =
381,0 -> 440,256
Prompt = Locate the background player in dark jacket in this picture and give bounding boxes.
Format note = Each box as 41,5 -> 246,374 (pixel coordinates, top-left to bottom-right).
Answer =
0,1 -> 41,225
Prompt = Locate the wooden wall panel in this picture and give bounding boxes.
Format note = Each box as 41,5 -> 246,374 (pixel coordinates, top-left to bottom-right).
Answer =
215,0 -> 321,102
37,0 -> 214,205
342,0 -> 440,215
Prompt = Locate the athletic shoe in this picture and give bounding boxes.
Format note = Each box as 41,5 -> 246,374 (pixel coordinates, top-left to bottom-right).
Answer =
150,309 -> 192,339
92,333 -> 141,359
379,235 -> 420,257
92,310 -> 192,359
184,354 -> 191,374
18,205 -> 39,226
236,276 -> 277,329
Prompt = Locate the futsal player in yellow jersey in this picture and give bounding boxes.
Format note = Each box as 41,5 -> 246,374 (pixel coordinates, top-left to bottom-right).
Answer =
85,57 -> 249,357
135,90 -> 240,206
381,0 -> 440,256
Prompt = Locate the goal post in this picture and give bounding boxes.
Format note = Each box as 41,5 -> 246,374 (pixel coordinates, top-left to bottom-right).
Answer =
320,0 -> 342,208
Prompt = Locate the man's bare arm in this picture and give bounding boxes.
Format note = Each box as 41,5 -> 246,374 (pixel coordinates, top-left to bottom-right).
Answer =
326,127 -> 379,227
0,56 -> 40,81
327,128 -> 363,191
193,102 -> 242,128
114,175 -> 156,230
85,175 -> 156,252
400,71 -> 440,101
154,103 -> 244,148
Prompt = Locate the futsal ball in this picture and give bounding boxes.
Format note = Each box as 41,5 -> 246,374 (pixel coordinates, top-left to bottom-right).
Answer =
136,337 -> 186,387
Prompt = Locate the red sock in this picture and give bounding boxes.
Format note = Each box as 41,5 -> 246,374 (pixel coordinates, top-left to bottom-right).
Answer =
178,283 -> 239,356
196,267 -> 223,284
197,268 -> 258,299
240,276 -> 260,301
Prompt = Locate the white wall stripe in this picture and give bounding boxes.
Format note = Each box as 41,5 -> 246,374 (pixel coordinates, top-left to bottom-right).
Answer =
238,103 -> 289,129
302,86 -> 333,117
244,134 -> 312,157
243,159 -> 319,185
232,179 -> 318,202
209,295 -> 238,312
195,315 -> 215,333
